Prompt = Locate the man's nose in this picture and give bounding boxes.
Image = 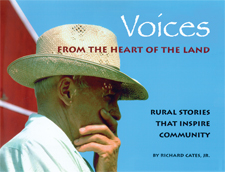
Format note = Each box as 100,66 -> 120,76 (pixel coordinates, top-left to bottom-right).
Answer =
110,101 -> 121,121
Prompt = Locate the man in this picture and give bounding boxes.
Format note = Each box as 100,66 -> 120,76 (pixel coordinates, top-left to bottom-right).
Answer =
0,24 -> 148,171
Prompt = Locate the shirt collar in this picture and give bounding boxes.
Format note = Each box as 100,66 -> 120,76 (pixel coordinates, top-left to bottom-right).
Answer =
26,113 -> 83,159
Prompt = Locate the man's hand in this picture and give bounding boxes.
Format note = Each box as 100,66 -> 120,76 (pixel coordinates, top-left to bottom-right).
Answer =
74,109 -> 121,172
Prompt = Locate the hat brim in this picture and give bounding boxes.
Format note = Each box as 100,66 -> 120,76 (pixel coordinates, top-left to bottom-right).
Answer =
7,54 -> 148,100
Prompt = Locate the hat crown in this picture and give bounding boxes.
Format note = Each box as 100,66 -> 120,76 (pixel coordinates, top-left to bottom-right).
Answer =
36,24 -> 120,69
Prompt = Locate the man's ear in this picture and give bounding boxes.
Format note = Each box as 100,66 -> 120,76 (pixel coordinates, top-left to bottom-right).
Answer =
57,76 -> 75,106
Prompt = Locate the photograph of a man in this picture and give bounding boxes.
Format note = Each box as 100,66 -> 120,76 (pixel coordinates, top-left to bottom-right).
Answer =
0,24 -> 148,172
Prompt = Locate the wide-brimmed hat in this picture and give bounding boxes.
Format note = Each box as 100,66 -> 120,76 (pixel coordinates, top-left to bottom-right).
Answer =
7,24 -> 148,100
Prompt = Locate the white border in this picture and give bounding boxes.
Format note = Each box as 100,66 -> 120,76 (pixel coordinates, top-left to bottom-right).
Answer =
9,0 -> 38,42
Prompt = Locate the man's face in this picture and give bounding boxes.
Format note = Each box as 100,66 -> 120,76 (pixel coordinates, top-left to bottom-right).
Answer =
68,76 -> 122,135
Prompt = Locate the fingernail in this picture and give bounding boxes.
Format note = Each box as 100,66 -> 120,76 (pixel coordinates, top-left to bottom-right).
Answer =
79,128 -> 85,132
74,139 -> 79,143
102,109 -> 107,114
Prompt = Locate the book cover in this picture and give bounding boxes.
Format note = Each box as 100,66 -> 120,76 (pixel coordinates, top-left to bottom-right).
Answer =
3,0 -> 225,171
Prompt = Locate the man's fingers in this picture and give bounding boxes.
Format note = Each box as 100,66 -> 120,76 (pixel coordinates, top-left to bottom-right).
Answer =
75,138 -> 121,155
79,125 -> 115,139
74,134 -> 109,146
76,142 -> 108,154
100,109 -> 118,135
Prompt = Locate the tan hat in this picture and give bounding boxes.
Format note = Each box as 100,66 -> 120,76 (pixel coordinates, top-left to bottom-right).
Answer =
7,24 -> 148,100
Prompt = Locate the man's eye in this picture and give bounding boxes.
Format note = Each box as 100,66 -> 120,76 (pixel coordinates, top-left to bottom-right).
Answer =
104,95 -> 115,102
